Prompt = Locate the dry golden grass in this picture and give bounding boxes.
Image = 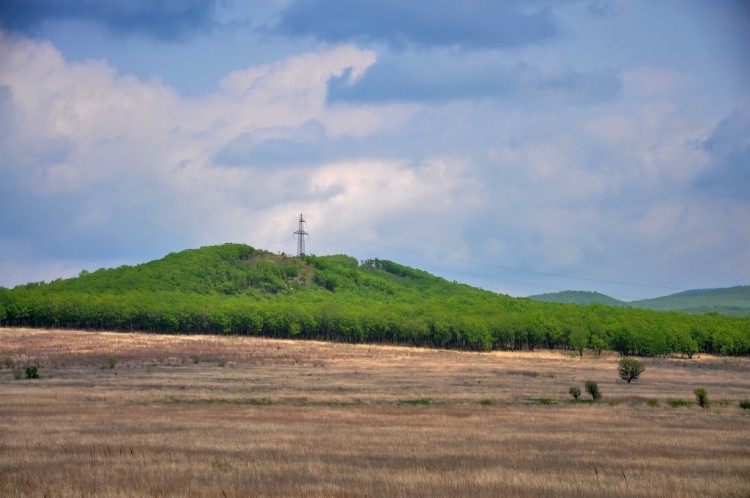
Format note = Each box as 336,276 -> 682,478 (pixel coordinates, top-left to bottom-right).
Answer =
1,327 -> 749,497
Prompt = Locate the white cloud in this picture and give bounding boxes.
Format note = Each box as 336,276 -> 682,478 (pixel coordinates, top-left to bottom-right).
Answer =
0,34 -> 409,280
0,21 -> 748,297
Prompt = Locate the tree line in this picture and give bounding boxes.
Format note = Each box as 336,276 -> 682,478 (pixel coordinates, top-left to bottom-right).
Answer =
1,244 -> 748,356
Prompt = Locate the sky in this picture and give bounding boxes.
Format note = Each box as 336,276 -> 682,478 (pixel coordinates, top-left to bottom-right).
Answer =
0,0 -> 748,300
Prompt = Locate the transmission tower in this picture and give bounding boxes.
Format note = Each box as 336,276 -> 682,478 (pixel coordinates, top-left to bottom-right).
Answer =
293,213 -> 309,256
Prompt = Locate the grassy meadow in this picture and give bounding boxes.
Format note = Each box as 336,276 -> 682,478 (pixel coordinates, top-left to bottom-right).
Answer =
1,327 -> 749,497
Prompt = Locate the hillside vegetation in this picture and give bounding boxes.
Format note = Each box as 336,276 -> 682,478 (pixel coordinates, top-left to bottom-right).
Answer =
528,291 -> 624,307
530,287 -> 750,317
629,286 -> 750,316
1,243 -> 749,356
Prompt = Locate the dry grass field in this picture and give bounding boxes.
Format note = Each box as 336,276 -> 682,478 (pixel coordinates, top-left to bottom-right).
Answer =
1,327 -> 749,497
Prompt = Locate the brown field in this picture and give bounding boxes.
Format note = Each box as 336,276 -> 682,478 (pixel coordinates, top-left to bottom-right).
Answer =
1,327 -> 749,497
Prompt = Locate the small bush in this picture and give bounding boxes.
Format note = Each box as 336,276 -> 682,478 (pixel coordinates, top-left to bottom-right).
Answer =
535,398 -> 553,405
25,366 -> 39,379
739,400 -> 750,410
569,386 -> 581,400
189,355 -> 201,364
479,399 -> 493,406
647,399 -> 659,407
694,388 -> 708,408
618,358 -> 645,384
400,398 -> 431,406
585,380 -> 601,401
2,356 -> 15,369
102,357 -> 118,370
669,399 -> 690,407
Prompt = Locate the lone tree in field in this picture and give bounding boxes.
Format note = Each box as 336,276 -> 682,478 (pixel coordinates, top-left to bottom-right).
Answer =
618,358 -> 645,384
694,387 -> 708,408
585,380 -> 601,401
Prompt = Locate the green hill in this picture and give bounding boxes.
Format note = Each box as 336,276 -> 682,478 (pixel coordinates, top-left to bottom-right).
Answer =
1,243 -> 749,356
629,286 -> 750,316
528,291 -> 625,306
530,287 -> 750,317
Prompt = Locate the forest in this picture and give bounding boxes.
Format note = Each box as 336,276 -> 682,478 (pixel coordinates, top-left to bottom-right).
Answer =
1,243 -> 748,356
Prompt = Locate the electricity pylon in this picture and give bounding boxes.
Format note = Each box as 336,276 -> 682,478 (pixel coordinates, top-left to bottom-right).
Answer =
293,213 -> 309,257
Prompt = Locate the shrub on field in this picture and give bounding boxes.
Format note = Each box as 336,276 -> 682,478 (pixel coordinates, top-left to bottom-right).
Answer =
585,380 -> 601,401
694,388 -> 708,408
25,366 -> 39,379
739,400 -> 750,410
2,356 -> 15,369
102,357 -> 118,370
618,358 -> 645,384
569,386 -> 581,400
669,399 -> 690,407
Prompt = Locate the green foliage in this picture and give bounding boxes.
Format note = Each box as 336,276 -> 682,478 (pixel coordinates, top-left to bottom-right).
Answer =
588,333 -> 608,356
647,399 -> 659,407
669,399 -> 691,407
1,244 -> 749,356
535,398 -> 553,405
568,386 -> 581,399
584,380 -> 601,401
629,286 -> 750,316
102,357 -> 118,370
739,400 -> 750,410
25,365 -> 39,379
618,358 -> 645,384
529,291 -> 624,306
569,326 -> 588,356
399,398 -> 431,406
694,387 -> 708,408
531,286 -> 750,317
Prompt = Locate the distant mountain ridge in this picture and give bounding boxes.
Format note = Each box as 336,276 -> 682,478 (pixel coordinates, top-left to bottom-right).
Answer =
528,286 -> 750,317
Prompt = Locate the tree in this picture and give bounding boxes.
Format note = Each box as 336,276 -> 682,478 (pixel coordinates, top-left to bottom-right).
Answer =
589,333 -> 608,356
694,387 -> 708,408
569,386 -> 581,400
585,380 -> 601,401
618,358 -> 645,384
569,326 -> 588,356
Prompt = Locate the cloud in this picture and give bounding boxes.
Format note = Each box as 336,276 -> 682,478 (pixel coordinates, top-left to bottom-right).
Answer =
274,0 -> 563,50
0,0 -> 219,40
213,120 -> 326,168
1,6 -> 748,299
695,110 -> 750,197
328,51 -> 621,104
0,33 -> 413,283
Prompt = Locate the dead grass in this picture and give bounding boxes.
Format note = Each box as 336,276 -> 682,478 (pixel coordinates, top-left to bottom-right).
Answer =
1,327 -> 749,497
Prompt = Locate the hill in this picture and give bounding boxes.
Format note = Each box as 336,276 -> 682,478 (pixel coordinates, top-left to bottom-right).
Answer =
528,291 -> 625,307
1,243 -> 749,356
629,286 -> 750,316
529,286 -> 750,317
